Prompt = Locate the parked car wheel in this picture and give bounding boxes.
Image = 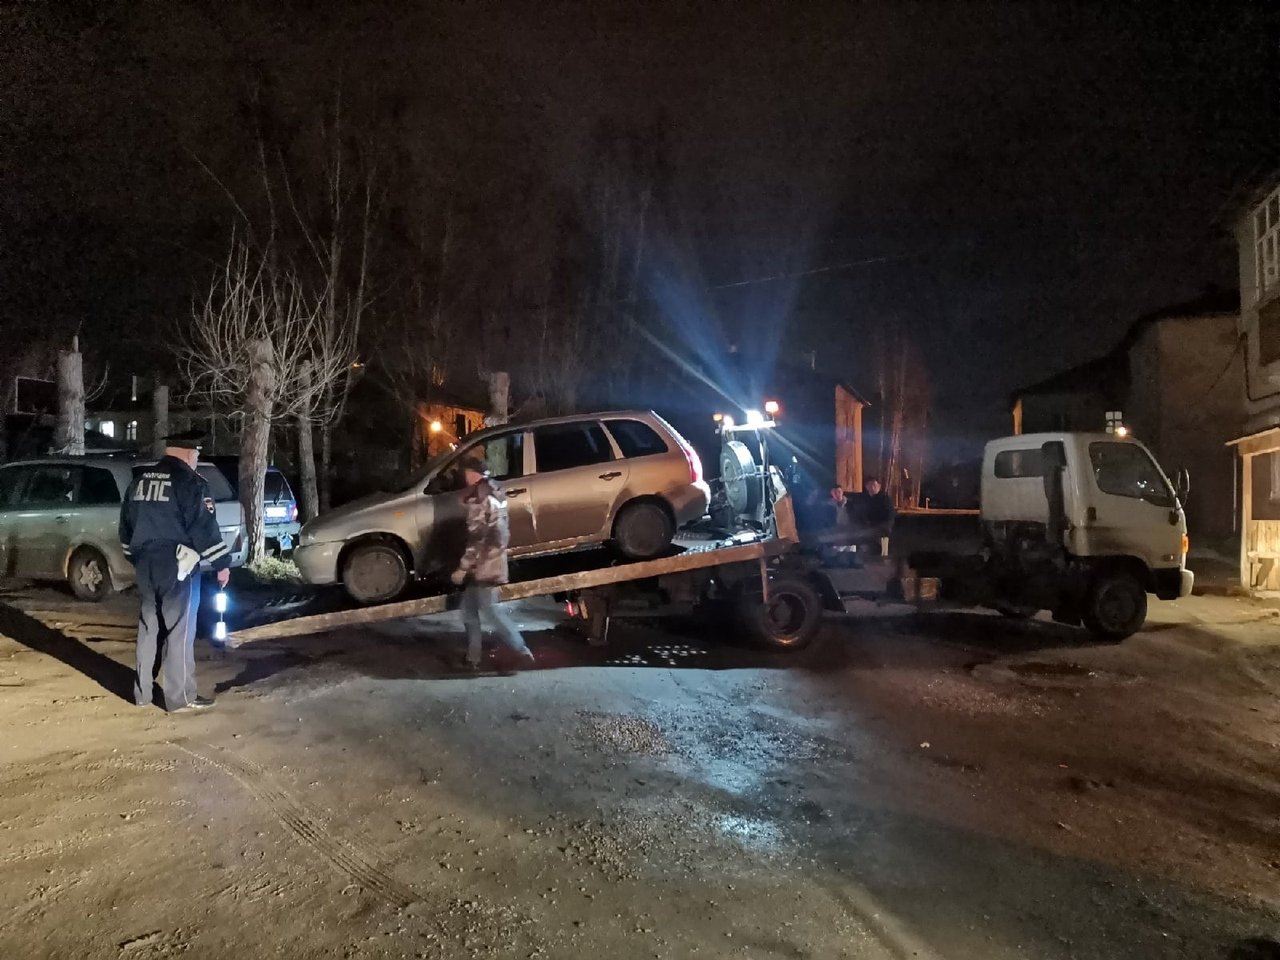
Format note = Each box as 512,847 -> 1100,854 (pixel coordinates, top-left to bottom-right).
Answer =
1081,569 -> 1147,641
68,547 -> 113,603
342,539 -> 410,605
613,501 -> 675,560
739,576 -> 822,650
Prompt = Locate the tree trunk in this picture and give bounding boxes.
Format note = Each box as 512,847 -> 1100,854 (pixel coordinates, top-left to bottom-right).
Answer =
484,371 -> 509,428
239,338 -> 276,565
297,362 -> 320,522
151,383 -> 169,458
319,422 -> 333,513
482,371 -> 510,477
55,337 -> 84,455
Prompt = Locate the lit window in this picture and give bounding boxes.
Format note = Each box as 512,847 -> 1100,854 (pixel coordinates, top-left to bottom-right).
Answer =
1255,186 -> 1280,297
1105,410 -> 1124,434
126,420 -> 138,441
98,421 -> 116,439
1270,453 -> 1280,503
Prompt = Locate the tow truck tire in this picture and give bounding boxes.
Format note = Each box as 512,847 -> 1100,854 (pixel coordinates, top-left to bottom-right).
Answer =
68,547 -> 113,602
342,539 -> 409,606
741,576 -> 822,651
613,501 -> 674,560
1081,570 -> 1147,641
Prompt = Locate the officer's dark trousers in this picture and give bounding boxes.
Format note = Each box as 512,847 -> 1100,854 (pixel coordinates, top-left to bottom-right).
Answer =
133,551 -> 201,710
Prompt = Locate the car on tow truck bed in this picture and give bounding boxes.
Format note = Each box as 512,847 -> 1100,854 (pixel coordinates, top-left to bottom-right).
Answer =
294,410 -> 711,604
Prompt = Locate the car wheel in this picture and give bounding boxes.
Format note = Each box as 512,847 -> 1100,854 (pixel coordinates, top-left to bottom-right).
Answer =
1081,570 -> 1147,641
342,540 -> 410,605
68,547 -> 113,603
740,576 -> 822,650
613,501 -> 675,560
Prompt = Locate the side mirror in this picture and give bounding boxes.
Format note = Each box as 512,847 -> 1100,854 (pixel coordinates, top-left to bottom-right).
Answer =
1175,467 -> 1191,501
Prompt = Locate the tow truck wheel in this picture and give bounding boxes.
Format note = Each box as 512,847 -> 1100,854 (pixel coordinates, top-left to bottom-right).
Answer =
1081,570 -> 1147,641
613,502 -> 674,560
343,540 -> 409,605
741,577 -> 822,650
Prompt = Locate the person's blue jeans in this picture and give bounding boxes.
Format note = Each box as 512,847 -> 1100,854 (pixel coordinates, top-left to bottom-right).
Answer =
461,584 -> 530,666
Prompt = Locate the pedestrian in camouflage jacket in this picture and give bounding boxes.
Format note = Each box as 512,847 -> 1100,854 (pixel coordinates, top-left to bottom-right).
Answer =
451,456 -> 533,669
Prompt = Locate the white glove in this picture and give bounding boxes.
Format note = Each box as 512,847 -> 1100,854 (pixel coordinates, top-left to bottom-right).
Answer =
175,544 -> 201,582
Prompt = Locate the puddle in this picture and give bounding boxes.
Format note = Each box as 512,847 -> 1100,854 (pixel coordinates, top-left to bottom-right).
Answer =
715,814 -> 783,852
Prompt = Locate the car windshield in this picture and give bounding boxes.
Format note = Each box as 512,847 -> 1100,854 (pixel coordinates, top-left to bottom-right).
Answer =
196,465 -> 236,501
1087,441 -> 1174,508
397,447 -> 459,492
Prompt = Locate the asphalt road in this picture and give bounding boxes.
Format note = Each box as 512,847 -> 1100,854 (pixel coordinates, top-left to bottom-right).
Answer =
0,578 -> 1278,959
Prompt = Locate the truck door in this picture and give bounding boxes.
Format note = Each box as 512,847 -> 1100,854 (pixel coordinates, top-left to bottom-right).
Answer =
1079,440 -> 1179,565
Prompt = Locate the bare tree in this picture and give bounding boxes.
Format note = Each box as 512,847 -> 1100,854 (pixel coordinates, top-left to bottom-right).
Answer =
179,238 -> 349,562
869,323 -> 931,508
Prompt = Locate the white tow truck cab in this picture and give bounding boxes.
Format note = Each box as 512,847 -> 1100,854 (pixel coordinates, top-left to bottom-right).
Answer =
920,432 -> 1192,640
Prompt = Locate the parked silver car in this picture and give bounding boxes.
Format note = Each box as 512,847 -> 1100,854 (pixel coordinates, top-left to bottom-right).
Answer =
0,457 -> 247,601
294,410 -> 710,604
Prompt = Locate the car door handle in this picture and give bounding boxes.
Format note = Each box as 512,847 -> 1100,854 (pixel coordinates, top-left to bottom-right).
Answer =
598,472 -> 622,480
507,488 -> 527,496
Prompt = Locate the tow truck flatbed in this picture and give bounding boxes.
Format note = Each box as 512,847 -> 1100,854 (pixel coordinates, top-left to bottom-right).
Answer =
228,527 -> 833,649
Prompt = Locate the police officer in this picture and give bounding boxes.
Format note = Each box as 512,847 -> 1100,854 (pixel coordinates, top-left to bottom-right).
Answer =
119,431 -> 232,712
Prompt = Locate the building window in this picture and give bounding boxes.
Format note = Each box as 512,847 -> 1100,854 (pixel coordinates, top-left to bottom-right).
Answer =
98,420 -> 116,439
1105,410 -> 1124,434
125,420 -> 138,442
1255,186 -> 1280,298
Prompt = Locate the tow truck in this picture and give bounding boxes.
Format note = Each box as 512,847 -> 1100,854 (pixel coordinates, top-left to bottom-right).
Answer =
228,410 -> 841,650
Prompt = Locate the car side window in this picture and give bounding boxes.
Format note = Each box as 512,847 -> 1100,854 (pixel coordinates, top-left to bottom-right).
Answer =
79,467 -> 122,506
477,431 -> 525,482
605,419 -> 670,459
0,467 -> 27,508
20,466 -> 78,506
533,422 -> 615,473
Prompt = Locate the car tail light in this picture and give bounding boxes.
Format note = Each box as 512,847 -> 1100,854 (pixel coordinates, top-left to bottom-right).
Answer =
291,504 -> 298,523
683,444 -> 703,484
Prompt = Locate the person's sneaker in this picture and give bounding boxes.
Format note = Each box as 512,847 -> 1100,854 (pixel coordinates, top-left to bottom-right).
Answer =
172,696 -> 214,713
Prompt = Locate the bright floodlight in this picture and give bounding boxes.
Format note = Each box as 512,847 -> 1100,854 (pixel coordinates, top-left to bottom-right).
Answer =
722,414 -> 735,428
1115,425 -> 1129,437
429,420 -> 443,434
764,400 -> 780,415
745,409 -> 766,427
712,412 -> 724,422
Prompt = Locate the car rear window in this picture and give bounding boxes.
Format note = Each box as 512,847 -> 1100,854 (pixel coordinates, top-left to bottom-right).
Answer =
533,422 -> 615,473
196,465 -> 236,501
265,471 -> 293,502
606,419 -> 669,459
79,467 -> 122,505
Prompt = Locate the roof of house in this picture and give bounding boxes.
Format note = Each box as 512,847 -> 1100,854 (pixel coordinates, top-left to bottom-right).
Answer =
1011,287 -> 1240,407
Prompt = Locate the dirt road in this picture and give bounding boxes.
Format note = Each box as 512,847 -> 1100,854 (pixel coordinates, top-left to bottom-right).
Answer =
1,580 -> 1278,959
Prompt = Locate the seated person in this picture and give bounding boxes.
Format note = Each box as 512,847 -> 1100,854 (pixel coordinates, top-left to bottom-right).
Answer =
808,476 -> 895,554
845,476 -> 895,539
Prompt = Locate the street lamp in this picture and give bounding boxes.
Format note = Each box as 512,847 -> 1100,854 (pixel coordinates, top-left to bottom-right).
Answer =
429,420 -> 444,434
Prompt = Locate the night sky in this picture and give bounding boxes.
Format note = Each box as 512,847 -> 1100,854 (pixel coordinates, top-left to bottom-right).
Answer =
2,1 -> 1276,458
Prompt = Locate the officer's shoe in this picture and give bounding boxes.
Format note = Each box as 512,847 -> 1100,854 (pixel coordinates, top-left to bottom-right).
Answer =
172,696 -> 215,713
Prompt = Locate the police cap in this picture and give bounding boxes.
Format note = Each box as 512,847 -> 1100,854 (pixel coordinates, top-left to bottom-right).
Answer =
163,430 -> 206,451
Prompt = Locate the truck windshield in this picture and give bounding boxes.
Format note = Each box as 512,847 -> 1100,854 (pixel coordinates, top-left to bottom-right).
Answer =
1088,442 -> 1174,508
